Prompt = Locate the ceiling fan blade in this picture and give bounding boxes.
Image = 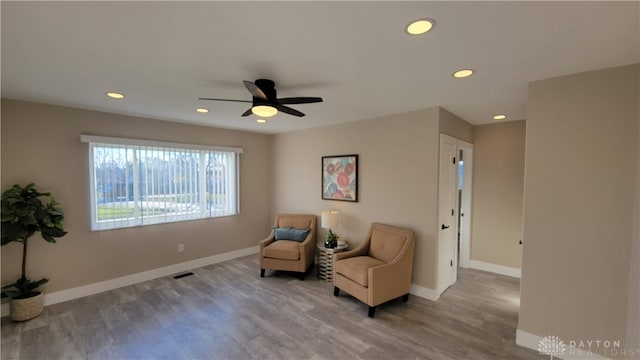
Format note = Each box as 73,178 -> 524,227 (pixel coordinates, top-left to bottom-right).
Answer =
277,97 -> 323,105
243,80 -> 267,99
276,104 -> 305,117
241,108 -> 253,117
199,98 -> 252,103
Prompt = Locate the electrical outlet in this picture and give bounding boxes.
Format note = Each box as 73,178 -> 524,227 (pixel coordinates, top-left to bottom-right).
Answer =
178,244 -> 184,253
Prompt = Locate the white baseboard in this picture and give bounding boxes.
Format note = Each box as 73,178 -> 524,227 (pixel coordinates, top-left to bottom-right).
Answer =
516,329 -> 612,360
469,259 -> 521,278
410,283 -> 440,301
1,246 -> 259,317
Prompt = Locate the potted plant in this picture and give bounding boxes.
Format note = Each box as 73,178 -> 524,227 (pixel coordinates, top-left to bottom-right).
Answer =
1,183 -> 67,321
324,229 -> 339,249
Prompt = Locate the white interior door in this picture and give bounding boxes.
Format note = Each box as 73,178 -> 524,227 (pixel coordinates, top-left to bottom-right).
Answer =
438,134 -> 458,294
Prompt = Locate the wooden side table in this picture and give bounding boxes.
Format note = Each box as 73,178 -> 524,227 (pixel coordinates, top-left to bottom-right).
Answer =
316,243 -> 348,282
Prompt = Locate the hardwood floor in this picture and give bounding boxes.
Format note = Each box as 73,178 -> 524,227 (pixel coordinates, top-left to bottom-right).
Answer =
1,255 -> 543,359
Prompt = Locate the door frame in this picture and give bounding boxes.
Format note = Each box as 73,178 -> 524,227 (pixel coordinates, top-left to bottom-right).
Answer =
458,141 -> 473,269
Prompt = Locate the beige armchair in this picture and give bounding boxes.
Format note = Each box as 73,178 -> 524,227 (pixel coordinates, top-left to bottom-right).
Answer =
333,223 -> 415,317
260,214 -> 317,280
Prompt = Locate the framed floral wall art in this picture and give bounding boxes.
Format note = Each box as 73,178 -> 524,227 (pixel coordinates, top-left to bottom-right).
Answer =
322,154 -> 358,202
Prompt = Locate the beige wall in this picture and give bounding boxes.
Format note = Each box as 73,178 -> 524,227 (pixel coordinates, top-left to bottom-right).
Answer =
439,108 -> 473,143
519,64 -> 639,357
1,99 -> 271,293
471,120 -> 526,269
270,107 -> 441,289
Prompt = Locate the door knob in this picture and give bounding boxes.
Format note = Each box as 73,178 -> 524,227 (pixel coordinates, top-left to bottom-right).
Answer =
441,224 -> 450,230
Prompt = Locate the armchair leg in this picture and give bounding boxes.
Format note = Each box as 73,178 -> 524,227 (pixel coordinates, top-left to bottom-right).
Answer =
260,269 -> 265,278
299,271 -> 306,281
368,306 -> 376,318
333,287 -> 340,296
402,293 -> 410,302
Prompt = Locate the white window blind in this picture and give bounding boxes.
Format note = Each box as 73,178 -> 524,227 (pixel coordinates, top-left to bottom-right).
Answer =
81,135 -> 242,231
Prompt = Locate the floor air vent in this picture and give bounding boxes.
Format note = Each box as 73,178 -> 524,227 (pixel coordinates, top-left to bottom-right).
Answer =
173,272 -> 194,279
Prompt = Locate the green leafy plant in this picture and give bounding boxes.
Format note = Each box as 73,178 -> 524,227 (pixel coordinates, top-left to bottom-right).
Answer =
324,229 -> 339,248
1,183 -> 67,299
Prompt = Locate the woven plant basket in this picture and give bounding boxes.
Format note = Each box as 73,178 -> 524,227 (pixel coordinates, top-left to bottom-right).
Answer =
10,292 -> 43,321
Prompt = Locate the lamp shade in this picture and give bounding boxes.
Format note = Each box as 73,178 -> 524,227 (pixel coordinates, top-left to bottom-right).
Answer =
321,211 -> 339,229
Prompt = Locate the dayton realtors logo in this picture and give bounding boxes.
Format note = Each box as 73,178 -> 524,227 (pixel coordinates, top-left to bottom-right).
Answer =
537,335 -> 566,359
537,335 -> 633,358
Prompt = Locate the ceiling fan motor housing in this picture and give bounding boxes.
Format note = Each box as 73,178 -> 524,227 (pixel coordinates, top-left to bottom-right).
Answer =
254,79 -> 277,102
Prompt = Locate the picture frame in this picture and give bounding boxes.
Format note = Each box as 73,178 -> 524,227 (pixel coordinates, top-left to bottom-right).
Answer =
322,154 -> 358,202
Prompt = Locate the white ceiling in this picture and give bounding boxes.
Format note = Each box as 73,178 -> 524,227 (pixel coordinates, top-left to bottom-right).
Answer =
2,1 -> 638,134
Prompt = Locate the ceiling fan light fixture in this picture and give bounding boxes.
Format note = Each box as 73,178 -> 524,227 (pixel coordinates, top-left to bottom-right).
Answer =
252,105 -> 278,118
406,19 -> 435,35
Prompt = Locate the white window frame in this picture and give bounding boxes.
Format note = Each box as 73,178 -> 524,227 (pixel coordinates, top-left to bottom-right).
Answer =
81,135 -> 242,231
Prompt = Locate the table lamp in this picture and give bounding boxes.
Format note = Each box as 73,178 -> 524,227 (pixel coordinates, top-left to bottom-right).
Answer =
321,210 -> 339,248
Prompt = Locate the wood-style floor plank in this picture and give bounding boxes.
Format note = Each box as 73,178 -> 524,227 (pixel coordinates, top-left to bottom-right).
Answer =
1,255 -> 543,359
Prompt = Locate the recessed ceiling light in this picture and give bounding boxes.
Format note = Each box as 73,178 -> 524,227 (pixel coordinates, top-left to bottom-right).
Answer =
493,114 -> 507,120
196,108 -> 209,113
252,105 -> 278,118
106,92 -> 125,99
256,119 -> 267,124
406,19 -> 435,35
453,69 -> 475,78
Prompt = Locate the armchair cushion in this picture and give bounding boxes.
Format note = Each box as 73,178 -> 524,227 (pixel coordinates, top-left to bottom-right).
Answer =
278,217 -> 314,229
262,240 -> 300,260
335,256 -> 384,287
274,227 -> 290,240
274,227 -> 310,242
369,229 -> 409,263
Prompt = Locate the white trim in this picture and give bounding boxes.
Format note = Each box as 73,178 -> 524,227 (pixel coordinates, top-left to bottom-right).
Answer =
80,134 -> 244,153
88,144 -> 97,227
410,284 -> 440,301
1,246 -> 259,317
516,329 -> 612,360
458,141 -> 473,269
435,285 -> 449,299
469,259 -> 521,278
516,329 -> 543,351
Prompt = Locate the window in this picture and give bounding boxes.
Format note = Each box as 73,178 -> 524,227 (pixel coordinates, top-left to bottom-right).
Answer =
81,135 -> 242,231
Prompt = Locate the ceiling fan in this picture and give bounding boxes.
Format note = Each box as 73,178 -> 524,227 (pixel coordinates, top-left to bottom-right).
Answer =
199,79 -> 323,118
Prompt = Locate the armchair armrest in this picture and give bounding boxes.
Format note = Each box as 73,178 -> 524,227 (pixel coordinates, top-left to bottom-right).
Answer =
335,238 -> 370,262
367,238 -> 415,305
368,255 -> 412,286
259,231 -> 275,251
299,229 -> 317,267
